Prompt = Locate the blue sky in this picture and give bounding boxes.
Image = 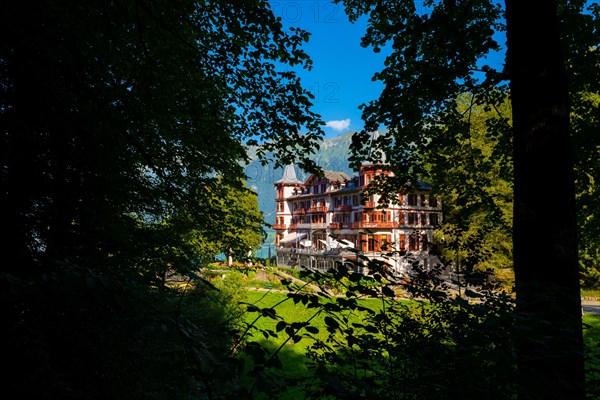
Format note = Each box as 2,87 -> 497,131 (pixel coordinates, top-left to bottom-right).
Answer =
270,0 -> 507,138
270,0 -> 389,137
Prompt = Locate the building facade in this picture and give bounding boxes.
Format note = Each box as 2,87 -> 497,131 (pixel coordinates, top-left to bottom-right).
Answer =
274,163 -> 442,274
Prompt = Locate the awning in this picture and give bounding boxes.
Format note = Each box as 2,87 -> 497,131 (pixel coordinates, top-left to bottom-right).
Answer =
279,232 -> 307,244
330,239 -> 355,249
300,239 -> 313,247
339,239 -> 355,248
318,239 -> 330,249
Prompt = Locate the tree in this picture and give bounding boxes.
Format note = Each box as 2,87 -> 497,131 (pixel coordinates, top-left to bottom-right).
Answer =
206,178 -> 266,264
563,3 -> 600,287
1,0 -> 323,276
301,262 -> 516,399
1,0 -> 324,398
424,95 -> 513,285
574,92 -> 600,288
336,0 -> 598,397
506,2 -> 584,397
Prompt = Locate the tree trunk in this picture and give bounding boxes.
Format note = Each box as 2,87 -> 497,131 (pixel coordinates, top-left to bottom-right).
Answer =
505,1 -> 585,398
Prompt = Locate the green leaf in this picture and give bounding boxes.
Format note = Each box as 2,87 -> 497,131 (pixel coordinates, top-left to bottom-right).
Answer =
275,321 -> 287,332
324,316 -> 340,331
382,286 -> 396,298
305,326 -> 319,334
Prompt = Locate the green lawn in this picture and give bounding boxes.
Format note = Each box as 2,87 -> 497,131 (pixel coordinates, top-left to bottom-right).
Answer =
241,290 -> 600,399
583,314 -> 600,397
242,290 -> 389,399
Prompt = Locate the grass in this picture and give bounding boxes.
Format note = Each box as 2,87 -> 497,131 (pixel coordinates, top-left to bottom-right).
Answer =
241,291 -> 322,399
583,314 -> 600,397
582,288 -> 600,299
242,290 -> 390,399
240,289 -> 600,400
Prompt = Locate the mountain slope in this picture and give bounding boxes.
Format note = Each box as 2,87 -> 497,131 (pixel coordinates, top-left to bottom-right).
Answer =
245,130 -> 355,225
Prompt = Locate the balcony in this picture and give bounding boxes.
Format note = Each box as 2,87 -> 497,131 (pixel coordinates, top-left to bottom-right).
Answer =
272,224 -> 286,230
294,208 -> 306,215
329,222 -> 357,230
363,202 -> 376,208
357,221 -> 398,229
296,223 -> 328,230
307,206 -> 328,213
276,247 -> 356,257
337,205 -> 353,212
327,221 -> 401,230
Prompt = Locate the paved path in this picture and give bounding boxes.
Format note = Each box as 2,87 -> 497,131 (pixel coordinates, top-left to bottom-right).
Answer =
582,300 -> 600,316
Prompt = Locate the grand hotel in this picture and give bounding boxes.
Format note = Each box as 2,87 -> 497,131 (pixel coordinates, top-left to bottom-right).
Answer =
273,162 -> 442,273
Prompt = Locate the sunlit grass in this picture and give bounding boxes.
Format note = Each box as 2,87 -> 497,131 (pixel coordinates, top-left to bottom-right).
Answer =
583,314 -> 600,397
242,290 -> 389,399
241,290 -> 600,399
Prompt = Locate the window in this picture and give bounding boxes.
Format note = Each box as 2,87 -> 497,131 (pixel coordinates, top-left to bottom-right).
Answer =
429,213 -> 439,226
409,234 -> 419,251
408,194 -> 418,206
429,195 -> 438,207
378,234 -> 392,251
360,233 -> 368,252
368,236 -> 377,252
407,212 -> 418,225
397,212 -> 405,225
421,234 -> 429,251
398,234 -> 406,250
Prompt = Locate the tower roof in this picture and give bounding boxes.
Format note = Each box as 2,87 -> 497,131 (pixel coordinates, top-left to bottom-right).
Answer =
366,130 -> 386,164
274,164 -> 302,185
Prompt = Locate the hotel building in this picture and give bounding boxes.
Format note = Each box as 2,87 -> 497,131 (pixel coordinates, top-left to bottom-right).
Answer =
274,163 -> 442,274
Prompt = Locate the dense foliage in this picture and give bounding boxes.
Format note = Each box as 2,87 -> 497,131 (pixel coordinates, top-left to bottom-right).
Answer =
232,258 -> 517,399
305,265 -> 517,399
1,0 -> 323,398
335,0 -> 599,397
1,0 -> 323,275
3,0 -> 599,398
338,0 -> 600,286
425,96 -> 513,281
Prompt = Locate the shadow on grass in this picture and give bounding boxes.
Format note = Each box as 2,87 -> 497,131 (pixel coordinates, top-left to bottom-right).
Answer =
239,337 -> 319,400
583,314 -> 600,399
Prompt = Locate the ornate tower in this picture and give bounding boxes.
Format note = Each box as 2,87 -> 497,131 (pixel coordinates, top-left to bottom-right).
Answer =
273,164 -> 302,246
